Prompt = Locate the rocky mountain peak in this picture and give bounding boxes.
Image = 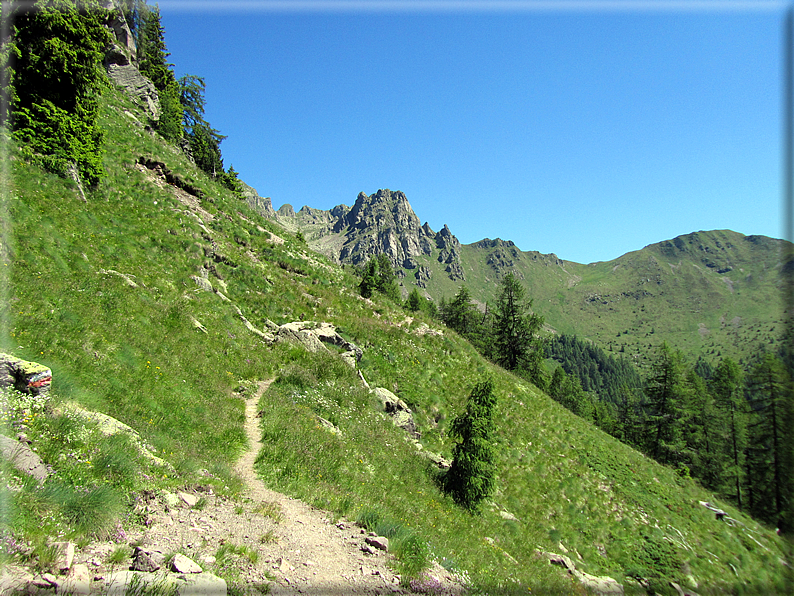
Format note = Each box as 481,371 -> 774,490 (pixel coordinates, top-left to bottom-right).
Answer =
337,189 -> 436,267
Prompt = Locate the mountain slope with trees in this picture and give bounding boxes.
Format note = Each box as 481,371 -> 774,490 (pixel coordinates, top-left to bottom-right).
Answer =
1,2 -> 792,594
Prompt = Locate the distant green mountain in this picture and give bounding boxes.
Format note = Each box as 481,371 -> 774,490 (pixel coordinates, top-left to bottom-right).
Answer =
272,191 -> 790,368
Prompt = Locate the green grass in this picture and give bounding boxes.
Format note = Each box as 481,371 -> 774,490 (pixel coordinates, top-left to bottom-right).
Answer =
1,84 -> 790,594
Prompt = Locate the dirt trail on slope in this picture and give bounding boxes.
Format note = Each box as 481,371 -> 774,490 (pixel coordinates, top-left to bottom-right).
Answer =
62,380 -> 461,595
232,379 -> 403,595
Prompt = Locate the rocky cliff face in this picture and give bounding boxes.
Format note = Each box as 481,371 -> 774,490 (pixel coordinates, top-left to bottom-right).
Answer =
273,189 -> 466,282
337,189 -> 436,267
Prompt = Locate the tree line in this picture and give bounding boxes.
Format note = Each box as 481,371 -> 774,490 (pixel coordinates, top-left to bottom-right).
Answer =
433,275 -> 792,530
4,0 -> 242,194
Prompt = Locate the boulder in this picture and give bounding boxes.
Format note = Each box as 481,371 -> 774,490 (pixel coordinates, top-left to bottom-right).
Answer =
132,547 -> 166,572
0,353 -> 52,395
0,434 -> 49,482
169,554 -> 202,574
372,387 -> 419,439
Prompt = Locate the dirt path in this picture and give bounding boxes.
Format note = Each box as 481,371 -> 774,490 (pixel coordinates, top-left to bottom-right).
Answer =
232,379 -> 403,594
59,380 -> 461,595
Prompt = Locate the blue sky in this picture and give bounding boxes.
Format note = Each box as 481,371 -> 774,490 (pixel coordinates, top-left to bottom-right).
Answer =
159,1 -> 785,264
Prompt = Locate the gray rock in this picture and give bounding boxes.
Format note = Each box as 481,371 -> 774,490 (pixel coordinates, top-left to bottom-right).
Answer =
0,435 -> 49,482
372,387 -> 420,439
106,63 -> 160,121
365,536 -> 389,552
170,554 -> 202,574
191,275 -> 213,292
132,548 -> 166,572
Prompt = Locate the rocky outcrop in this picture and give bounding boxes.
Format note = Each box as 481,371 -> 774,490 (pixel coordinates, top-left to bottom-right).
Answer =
537,550 -> 624,596
0,353 -> 51,395
273,321 -> 363,366
0,434 -> 49,483
240,182 -> 276,218
414,265 -> 432,288
336,190 -> 436,267
371,387 -> 419,439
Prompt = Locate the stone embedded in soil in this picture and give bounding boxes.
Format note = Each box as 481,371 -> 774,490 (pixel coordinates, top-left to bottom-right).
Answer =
178,491 -> 199,507
365,536 -> 389,552
132,547 -> 166,572
51,541 -> 75,572
170,553 -> 202,574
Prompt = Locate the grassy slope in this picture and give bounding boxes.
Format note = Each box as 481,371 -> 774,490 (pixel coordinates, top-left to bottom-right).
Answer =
2,87 -> 791,594
425,234 -> 789,371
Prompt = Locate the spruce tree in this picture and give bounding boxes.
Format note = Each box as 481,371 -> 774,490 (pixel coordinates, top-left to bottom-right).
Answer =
444,378 -> 498,512
643,343 -> 687,465
493,273 -> 544,382
712,357 -> 747,509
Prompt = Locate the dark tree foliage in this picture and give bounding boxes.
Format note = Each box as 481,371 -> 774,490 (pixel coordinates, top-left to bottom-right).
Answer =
358,255 -> 400,302
8,0 -> 112,185
493,273 -> 545,386
711,358 -> 747,508
548,366 -> 594,421
745,353 -> 793,530
643,343 -> 688,465
441,286 -> 479,337
135,4 -> 181,140
547,334 -> 643,404
444,378 -> 498,512
406,287 -> 422,312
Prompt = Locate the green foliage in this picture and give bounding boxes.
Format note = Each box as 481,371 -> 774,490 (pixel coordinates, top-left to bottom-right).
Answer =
9,0 -> 111,185
358,255 -> 400,302
493,273 -> 545,386
443,378 -> 497,511
406,287 -> 422,312
643,342 -> 688,465
547,333 -> 643,403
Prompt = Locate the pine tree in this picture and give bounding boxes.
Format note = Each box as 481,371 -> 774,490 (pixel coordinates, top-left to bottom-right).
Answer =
444,378 -> 498,512
375,254 -> 400,302
745,353 -> 792,529
712,357 -> 747,509
136,4 -> 182,140
493,273 -> 544,381
406,287 -> 422,312
643,343 -> 687,465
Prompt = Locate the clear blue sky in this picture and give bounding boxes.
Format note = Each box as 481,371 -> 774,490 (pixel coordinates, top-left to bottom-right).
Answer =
159,0 -> 785,264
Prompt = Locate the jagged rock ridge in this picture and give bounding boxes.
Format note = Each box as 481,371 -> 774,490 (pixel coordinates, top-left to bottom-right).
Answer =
273,189 -> 466,283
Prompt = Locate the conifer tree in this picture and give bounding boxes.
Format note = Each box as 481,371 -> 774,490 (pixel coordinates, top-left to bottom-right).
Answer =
643,343 -> 687,465
444,378 -> 498,512
745,353 -> 792,529
712,357 -> 747,508
8,0 -> 112,185
493,273 -> 544,383
136,4 -> 182,140
406,287 -> 422,312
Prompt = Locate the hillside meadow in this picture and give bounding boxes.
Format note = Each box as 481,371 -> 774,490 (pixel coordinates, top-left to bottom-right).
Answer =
0,86 -> 791,595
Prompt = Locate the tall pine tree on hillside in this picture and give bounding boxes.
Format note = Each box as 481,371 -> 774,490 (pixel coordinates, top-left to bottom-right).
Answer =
643,343 -> 688,465
136,4 -> 182,141
493,273 -> 545,386
745,353 -> 792,529
711,357 -> 747,509
444,378 -> 498,512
